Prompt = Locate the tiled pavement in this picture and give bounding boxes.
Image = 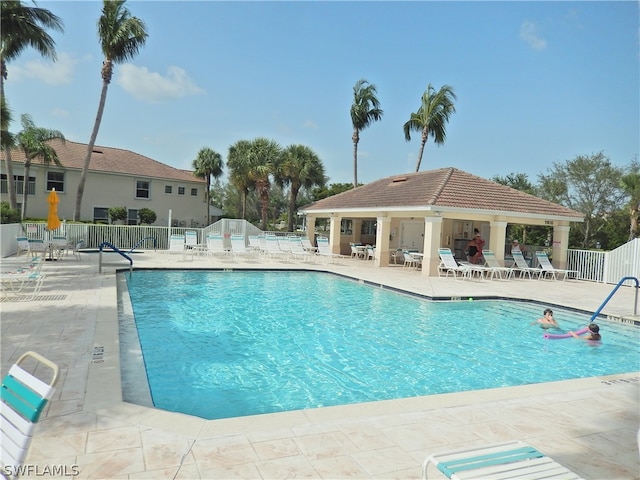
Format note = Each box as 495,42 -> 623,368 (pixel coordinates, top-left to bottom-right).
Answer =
1,250 -> 639,479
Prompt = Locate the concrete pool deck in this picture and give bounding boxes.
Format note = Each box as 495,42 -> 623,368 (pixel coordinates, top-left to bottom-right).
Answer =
1,250 -> 638,479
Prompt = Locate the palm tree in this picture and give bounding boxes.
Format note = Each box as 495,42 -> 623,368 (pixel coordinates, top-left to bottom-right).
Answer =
74,0 -> 147,221
192,147 -> 223,225
620,171 -> 640,240
16,114 -> 64,220
350,79 -> 383,188
1,0 -> 63,210
247,138 -> 282,230
403,83 -> 457,172
279,144 -> 326,232
227,140 -> 254,219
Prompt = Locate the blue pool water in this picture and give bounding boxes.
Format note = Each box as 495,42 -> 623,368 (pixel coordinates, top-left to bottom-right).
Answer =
124,270 -> 640,420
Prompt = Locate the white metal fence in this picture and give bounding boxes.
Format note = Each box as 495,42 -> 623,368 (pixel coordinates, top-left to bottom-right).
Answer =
2,222 -> 639,285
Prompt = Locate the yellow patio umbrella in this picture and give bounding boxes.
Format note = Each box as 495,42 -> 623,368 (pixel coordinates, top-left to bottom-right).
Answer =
47,188 -> 61,231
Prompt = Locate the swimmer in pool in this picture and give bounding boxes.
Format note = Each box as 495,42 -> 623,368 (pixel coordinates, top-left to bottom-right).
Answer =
571,323 -> 601,341
530,308 -> 559,329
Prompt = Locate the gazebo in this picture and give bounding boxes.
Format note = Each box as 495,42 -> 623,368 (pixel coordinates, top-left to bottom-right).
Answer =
299,168 -> 584,276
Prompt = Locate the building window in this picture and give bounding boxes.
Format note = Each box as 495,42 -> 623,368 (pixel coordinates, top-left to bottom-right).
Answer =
361,220 -> 377,236
1,175 -> 35,195
136,180 -> 150,199
190,188 -> 198,196
93,207 -> 109,224
47,171 -> 64,192
165,185 -> 172,194
127,209 -> 138,225
178,186 -> 185,195
340,219 -> 353,235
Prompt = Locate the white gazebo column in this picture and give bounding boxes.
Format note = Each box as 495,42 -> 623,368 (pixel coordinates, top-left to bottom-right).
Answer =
552,224 -> 571,268
422,216 -> 443,276
329,215 -> 341,255
375,216 -> 391,267
306,215 -> 316,244
489,220 -> 508,261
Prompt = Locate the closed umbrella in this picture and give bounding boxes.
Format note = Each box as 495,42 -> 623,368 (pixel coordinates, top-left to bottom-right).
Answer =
47,188 -> 61,231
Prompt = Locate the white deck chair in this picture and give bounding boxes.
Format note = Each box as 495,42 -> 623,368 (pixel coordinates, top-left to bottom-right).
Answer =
265,235 -> 285,259
230,234 -> 252,259
184,230 -> 199,250
247,235 -> 262,253
205,233 -> 228,257
437,248 -> 471,279
512,251 -> 541,279
289,236 -> 314,262
422,440 -> 583,480
301,237 -> 317,254
51,235 -> 68,260
1,351 -> 59,474
316,237 -> 341,263
165,235 -> 186,261
16,237 -> 30,257
535,251 -> 580,281
481,250 -> 515,280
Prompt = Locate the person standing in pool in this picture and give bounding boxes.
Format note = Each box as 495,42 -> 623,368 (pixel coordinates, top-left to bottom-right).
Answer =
531,308 -> 559,329
571,323 -> 601,341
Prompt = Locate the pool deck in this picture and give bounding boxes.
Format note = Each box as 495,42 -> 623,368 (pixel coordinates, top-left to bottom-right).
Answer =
1,250 -> 639,479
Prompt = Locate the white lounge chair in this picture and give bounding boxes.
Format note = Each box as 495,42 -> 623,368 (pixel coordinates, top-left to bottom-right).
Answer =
1,351 -> 59,474
437,248 -> 472,279
205,233 -> 228,257
16,237 -> 30,257
316,237 -> 341,263
422,440 -> 583,480
482,250 -> 515,280
230,234 -> 253,259
165,234 -> 186,261
301,237 -> 317,254
511,250 -> 541,279
289,236 -> 314,262
265,235 -> 285,259
535,251 -> 580,281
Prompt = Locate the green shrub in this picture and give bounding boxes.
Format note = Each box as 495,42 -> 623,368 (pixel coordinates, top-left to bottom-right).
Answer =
108,206 -> 127,224
0,202 -> 21,224
138,208 -> 157,225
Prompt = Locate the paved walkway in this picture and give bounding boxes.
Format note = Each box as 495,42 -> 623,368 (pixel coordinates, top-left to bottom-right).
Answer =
1,251 -> 639,479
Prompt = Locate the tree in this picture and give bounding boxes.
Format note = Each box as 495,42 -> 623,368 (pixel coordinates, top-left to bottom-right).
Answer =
227,139 -> 254,220
15,114 -> 64,220
311,182 -> 354,201
403,83 -> 456,172
138,207 -> 156,225
74,0 -> 147,221
350,79 -> 383,188
1,0 -> 63,210
537,152 -> 625,248
279,144 -> 326,232
491,172 -> 536,195
192,147 -> 223,225
246,138 -> 282,231
620,163 -> 640,240
108,206 -> 127,224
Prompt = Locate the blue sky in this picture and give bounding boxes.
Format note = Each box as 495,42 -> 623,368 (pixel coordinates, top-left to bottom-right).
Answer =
5,1 -> 639,186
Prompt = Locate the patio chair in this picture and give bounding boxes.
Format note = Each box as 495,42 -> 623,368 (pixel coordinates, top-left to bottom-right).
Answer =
205,233 -> 228,257
51,235 -> 68,260
301,237 -> 317,254
422,440 -> 583,480
165,234 -> 186,261
289,236 -> 315,262
437,248 -> 471,279
482,250 -> 515,280
265,235 -> 285,259
366,245 -> 375,261
16,237 -> 30,257
511,250 -> 542,279
1,351 -> 59,474
230,234 -> 253,259
184,230 -> 199,250
535,251 -> 580,281
316,237 -> 341,263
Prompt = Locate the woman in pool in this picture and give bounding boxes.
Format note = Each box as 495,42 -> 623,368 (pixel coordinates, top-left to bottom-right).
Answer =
571,323 -> 601,341
531,308 -> 559,329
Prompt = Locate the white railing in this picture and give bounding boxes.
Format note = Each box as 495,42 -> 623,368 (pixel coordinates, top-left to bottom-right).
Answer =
2,222 -> 639,285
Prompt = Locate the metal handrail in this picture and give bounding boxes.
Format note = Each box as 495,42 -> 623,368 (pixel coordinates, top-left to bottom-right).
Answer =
98,241 -> 133,274
589,276 -> 639,322
128,236 -> 157,253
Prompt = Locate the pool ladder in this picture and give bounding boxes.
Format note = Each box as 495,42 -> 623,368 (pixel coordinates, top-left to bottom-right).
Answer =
98,241 -> 133,274
589,276 -> 639,322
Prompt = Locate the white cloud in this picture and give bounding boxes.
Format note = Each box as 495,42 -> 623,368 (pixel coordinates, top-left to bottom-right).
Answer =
303,120 -> 318,129
520,21 -> 547,50
116,64 -> 204,103
50,108 -> 69,119
9,51 -> 84,85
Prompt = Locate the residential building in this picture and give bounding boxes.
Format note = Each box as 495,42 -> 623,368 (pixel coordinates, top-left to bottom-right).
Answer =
0,139 -> 208,226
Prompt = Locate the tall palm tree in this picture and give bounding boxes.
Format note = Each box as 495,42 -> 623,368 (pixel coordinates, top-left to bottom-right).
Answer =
192,147 -> 223,225
16,114 -> 64,220
227,139 -> 254,219
1,0 -> 63,210
247,138 -> 282,231
350,79 -> 383,188
403,83 -> 457,172
278,144 -> 326,232
74,0 -> 147,221
620,171 -> 640,240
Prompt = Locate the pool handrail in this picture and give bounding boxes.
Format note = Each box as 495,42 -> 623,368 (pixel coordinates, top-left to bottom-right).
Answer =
128,236 -> 157,253
98,241 -> 133,274
589,276 -> 639,322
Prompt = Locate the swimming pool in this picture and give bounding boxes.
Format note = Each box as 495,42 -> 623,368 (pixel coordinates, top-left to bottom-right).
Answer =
122,270 -> 640,420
